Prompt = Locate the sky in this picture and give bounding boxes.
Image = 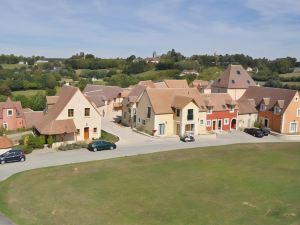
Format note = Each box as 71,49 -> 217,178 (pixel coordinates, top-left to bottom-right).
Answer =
0,0 -> 300,59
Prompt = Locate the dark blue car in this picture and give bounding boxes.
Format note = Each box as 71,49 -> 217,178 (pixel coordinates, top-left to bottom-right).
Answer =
0,149 -> 26,165
88,140 -> 117,152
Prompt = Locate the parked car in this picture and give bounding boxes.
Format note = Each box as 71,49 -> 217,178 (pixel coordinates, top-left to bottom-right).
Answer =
180,134 -> 195,142
259,127 -> 271,136
0,149 -> 26,165
244,128 -> 264,138
88,140 -> 117,152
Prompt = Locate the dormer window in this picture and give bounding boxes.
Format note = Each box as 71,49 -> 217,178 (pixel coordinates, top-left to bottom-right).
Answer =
237,70 -> 241,75
218,79 -> 221,82
231,80 -> 235,84
260,104 -> 267,111
207,106 -> 213,114
247,80 -> 251,84
229,105 -> 235,113
274,106 -> 281,115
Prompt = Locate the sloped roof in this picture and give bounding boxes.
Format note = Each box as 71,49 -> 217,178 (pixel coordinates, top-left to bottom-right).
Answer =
46,96 -> 59,105
0,136 -> 13,149
146,88 -> 206,114
123,85 -> 147,104
192,80 -> 211,89
164,79 -> 189,88
240,86 -> 297,113
171,95 -> 195,109
138,80 -> 156,88
212,64 -> 256,89
201,93 -> 237,111
0,98 -> 24,119
154,81 -> 168,88
24,111 -> 44,129
238,99 -> 258,115
34,86 -> 79,135
83,84 -> 123,103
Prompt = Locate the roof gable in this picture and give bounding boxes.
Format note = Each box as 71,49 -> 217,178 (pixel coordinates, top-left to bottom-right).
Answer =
212,64 -> 256,89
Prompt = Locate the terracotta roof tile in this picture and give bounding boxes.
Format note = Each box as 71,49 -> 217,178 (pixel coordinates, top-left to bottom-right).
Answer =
0,136 -> 13,149
164,79 -> 189,88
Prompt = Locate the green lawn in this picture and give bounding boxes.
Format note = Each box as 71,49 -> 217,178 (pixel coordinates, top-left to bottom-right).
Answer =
12,89 -> 46,96
282,81 -> 300,86
1,64 -> 28,69
135,69 -> 180,81
0,143 -> 300,225
279,72 -> 300,78
100,130 -> 119,143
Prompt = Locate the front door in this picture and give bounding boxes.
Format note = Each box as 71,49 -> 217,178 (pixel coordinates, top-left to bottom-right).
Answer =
158,124 -> 165,135
84,127 -> 89,140
218,119 -> 222,130
212,121 -> 216,130
290,122 -> 297,133
264,119 -> 268,127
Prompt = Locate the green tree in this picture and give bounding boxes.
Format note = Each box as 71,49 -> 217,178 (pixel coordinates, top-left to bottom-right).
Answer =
0,84 -> 11,96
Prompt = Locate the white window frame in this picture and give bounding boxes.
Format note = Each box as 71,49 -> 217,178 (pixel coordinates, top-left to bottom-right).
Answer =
206,120 -> 211,127
289,122 -> 298,133
229,105 -> 235,113
224,118 -> 229,125
297,108 -> 300,117
199,119 -> 204,125
274,106 -> 281,115
7,109 -> 13,117
207,107 -> 213,115
260,104 -> 266,111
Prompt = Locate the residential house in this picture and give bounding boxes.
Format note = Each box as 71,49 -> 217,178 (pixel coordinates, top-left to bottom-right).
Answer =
27,86 -> 101,147
240,86 -> 300,134
83,84 -> 124,117
191,80 -> 212,94
122,85 -> 148,127
179,69 -> 199,77
202,93 -> 238,132
135,88 -> 207,137
211,64 -> 257,100
237,98 -> 258,129
0,98 -> 26,131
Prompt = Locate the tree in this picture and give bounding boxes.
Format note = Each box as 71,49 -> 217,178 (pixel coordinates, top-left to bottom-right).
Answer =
0,84 -> 11,96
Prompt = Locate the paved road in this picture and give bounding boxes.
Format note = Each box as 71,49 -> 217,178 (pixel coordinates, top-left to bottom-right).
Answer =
0,118 -> 299,225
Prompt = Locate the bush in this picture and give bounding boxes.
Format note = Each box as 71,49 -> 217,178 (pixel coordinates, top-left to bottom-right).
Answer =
15,145 -> 34,154
47,136 -> 55,148
58,142 -> 87,151
254,121 -> 262,128
22,134 -> 45,150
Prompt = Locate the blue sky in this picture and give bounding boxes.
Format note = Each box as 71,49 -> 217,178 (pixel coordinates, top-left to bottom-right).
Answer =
0,0 -> 299,59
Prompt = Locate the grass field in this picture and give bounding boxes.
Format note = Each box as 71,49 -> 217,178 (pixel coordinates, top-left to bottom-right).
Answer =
279,72 -> 300,78
282,82 -> 300,86
100,130 -> 119,143
0,143 -> 300,225
0,64 -> 28,69
135,69 -> 179,81
12,89 -> 46,96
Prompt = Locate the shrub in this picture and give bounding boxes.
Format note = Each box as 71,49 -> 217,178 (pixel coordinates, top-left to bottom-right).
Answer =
22,134 -> 45,149
15,145 -> 34,154
58,142 -> 87,151
254,121 -> 262,128
47,136 -> 55,148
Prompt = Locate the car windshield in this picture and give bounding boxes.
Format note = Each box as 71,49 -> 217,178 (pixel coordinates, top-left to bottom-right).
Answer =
1,151 -> 11,157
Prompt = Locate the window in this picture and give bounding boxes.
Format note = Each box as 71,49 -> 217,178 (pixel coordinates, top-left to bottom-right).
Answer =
260,104 -> 266,111
176,109 -> 180,117
68,109 -> 74,117
237,70 -> 241,75
247,80 -> 251,84
85,108 -> 90,116
76,129 -> 80,134
7,109 -> 13,116
93,128 -> 97,133
207,107 -> 213,114
142,120 -> 145,125
200,120 -> 204,125
187,109 -> 193,121
295,97 -> 299,102
218,78 -> 221,82
224,118 -> 229,125
274,106 -> 281,115
297,108 -> 300,117
147,107 -> 151,118
206,120 -> 211,127
290,122 -> 297,133
229,105 -> 235,113
231,80 -> 235,84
